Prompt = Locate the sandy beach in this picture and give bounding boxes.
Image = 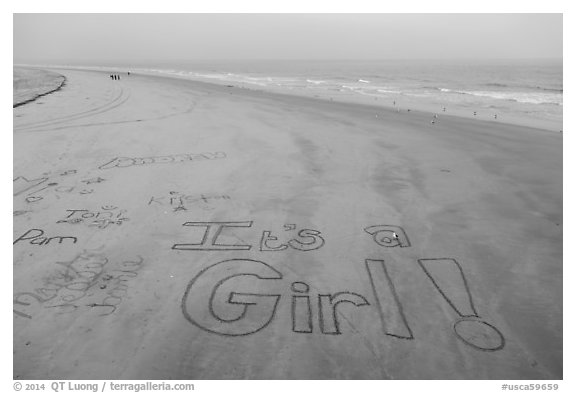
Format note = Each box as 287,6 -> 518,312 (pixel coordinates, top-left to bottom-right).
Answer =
13,67 -> 562,379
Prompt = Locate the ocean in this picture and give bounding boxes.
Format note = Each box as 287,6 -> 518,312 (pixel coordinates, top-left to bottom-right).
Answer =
38,59 -> 565,131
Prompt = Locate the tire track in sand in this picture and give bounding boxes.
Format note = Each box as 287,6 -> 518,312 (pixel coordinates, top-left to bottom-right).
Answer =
14,85 -> 130,132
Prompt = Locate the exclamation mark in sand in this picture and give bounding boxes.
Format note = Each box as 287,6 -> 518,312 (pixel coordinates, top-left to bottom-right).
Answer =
365,259 -> 414,339
418,258 -> 505,351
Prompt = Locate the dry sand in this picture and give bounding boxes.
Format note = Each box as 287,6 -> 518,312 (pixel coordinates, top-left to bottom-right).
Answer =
13,67 -> 562,379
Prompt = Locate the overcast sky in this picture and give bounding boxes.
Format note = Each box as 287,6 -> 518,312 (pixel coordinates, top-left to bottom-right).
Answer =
13,14 -> 562,64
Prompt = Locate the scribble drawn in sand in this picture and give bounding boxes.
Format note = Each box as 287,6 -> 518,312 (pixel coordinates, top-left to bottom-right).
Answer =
13,228 -> 77,247
98,152 -> 226,170
364,225 -> 411,248
181,259 -> 283,336
13,176 -> 48,196
14,254 -> 144,319
172,221 -> 253,251
365,259 -> 414,339
418,258 -> 505,351
56,206 -> 129,229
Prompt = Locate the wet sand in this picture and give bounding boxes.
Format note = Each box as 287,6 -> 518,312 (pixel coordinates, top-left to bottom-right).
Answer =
13,67 -> 562,379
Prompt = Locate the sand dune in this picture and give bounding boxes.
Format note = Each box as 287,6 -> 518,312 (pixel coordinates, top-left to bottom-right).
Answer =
13,68 -> 66,108
13,68 -> 562,379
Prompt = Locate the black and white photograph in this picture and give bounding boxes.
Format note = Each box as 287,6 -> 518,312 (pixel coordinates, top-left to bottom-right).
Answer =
10,5 -> 566,385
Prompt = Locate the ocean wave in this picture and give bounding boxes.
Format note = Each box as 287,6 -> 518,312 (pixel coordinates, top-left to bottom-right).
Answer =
438,88 -> 562,105
341,84 -> 400,95
484,83 -> 508,88
535,86 -> 563,93
140,67 -> 562,108
377,89 -> 402,94
484,82 -> 563,93
184,73 -> 304,87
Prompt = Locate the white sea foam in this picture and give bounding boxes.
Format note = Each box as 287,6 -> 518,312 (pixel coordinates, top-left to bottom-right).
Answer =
141,67 -> 562,107
306,79 -> 326,85
377,89 -> 402,94
438,88 -> 562,106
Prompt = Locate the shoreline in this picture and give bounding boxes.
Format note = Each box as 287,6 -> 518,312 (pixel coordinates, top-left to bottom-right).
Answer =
13,67 -> 562,379
15,63 -> 562,133
134,68 -> 561,135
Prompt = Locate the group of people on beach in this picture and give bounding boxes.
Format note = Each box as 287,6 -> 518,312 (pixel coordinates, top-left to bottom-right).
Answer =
109,72 -> 129,81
